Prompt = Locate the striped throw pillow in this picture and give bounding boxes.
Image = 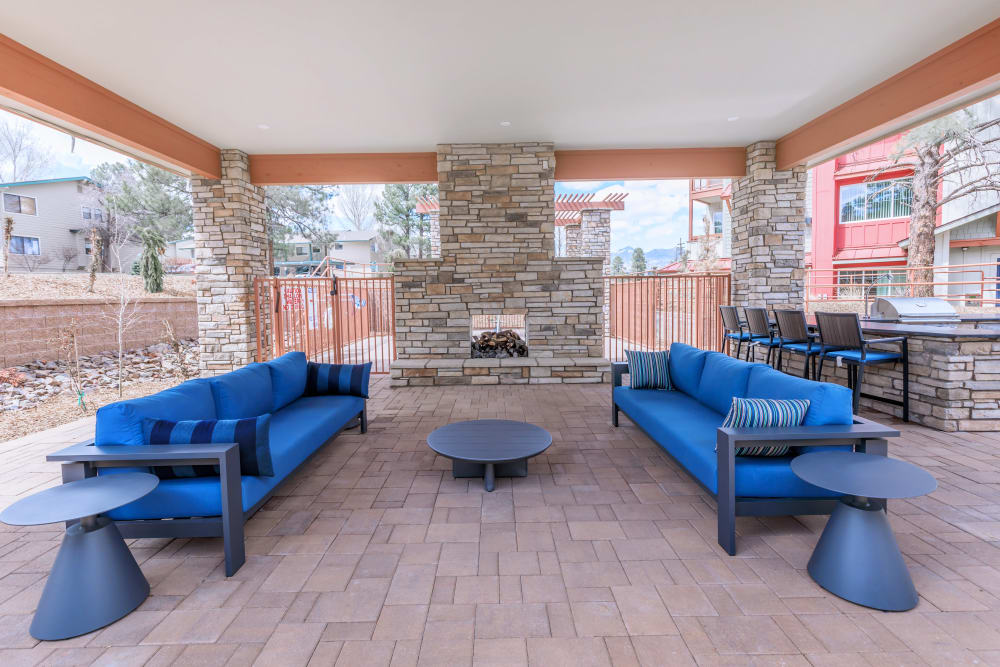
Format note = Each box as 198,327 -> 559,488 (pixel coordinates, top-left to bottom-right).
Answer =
306,362 -> 372,398
142,415 -> 274,478
721,397 -> 810,457
625,350 -> 670,390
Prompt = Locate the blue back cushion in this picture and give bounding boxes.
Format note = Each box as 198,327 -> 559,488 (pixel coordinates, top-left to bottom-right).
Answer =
625,349 -> 670,389
143,415 -> 274,478
209,363 -> 273,419
306,362 -> 372,398
668,343 -> 708,397
745,365 -> 853,426
96,379 -> 216,446
694,352 -> 754,414
266,351 -> 308,411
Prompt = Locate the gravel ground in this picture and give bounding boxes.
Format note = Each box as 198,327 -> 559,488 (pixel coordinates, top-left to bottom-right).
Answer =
0,273 -> 195,300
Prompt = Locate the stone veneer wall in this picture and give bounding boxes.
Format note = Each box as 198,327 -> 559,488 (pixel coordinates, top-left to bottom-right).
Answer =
730,142 -> 806,308
391,142 -> 609,386
429,211 -> 441,258
191,150 -> 268,375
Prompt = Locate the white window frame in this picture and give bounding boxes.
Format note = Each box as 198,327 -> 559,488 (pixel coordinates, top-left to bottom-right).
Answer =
81,205 -> 92,220
838,177 -> 913,224
9,235 -> 41,255
3,192 -> 38,216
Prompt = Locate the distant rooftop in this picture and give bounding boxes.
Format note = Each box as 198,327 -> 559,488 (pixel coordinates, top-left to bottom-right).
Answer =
0,175 -> 90,188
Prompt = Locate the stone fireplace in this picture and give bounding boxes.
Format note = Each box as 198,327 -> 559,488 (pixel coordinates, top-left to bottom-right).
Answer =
390,142 -> 610,386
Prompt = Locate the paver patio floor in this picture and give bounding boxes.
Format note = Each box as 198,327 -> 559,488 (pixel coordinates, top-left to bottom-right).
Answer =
2,378 -> 1000,665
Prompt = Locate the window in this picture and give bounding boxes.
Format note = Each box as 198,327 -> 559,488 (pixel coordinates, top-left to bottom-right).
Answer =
3,193 -> 37,215
712,211 -> 724,235
85,241 -> 92,255
93,209 -> 104,222
296,245 -> 307,256
839,178 -> 912,222
837,269 -> 906,297
9,235 -> 40,255
81,206 -> 91,220
334,242 -> 343,250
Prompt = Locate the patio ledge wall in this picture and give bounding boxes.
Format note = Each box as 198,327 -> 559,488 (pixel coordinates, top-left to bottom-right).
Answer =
0,297 -> 196,366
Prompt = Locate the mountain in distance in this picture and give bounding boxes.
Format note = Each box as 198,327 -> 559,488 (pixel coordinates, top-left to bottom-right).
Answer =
612,246 -> 679,268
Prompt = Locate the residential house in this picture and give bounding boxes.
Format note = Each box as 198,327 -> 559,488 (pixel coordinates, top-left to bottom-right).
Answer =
274,229 -> 379,275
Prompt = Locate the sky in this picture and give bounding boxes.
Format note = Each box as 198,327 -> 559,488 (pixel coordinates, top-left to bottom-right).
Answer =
6,109 -> 690,251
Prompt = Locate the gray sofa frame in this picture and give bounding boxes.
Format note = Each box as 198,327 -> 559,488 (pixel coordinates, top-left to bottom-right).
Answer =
610,363 -> 899,555
46,406 -> 366,577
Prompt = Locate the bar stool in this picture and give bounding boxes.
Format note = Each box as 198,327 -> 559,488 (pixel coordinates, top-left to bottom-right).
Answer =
744,307 -> 781,366
814,311 -> 909,421
719,305 -> 751,358
774,308 -> 820,379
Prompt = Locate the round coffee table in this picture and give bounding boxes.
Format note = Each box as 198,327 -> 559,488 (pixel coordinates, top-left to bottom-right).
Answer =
427,419 -> 552,492
791,451 -> 936,611
0,472 -> 159,640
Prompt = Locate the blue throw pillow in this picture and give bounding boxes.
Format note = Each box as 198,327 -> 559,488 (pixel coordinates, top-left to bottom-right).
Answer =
142,415 -> 274,478
306,362 -> 372,398
625,350 -> 670,390
721,397 -> 810,457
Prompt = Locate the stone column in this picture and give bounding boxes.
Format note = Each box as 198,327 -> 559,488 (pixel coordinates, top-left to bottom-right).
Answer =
729,141 -> 806,308
579,209 -> 612,271
564,223 -> 582,256
429,211 -> 441,258
191,150 -> 268,375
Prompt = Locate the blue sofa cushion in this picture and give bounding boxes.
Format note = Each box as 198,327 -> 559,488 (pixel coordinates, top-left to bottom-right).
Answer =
823,349 -> 901,363
107,394 -> 364,520
143,415 -> 274,478
210,363 -> 273,419
721,397 -> 809,456
306,362 -> 372,398
693,352 -> 754,414
95,379 -> 216,446
745,365 -> 853,426
625,349 -> 670,389
668,343 -> 708,397
613,386 -> 840,499
267,351 -> 308,411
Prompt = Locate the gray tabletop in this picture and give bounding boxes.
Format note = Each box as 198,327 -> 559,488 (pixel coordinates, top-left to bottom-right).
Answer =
791,451 -> 936,499
0,472 -> 159,526
428,419 -> 552,463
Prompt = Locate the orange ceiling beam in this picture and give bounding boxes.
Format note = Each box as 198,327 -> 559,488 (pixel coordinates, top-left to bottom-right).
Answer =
554,148 -> 746,180
776,17 -> 1000,170
248,152 -> 438,185
0,34 -> 221,179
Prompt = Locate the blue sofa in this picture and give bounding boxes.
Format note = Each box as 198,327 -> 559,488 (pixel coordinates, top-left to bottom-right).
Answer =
612,343 -> 898,555
47,352 -> 366,575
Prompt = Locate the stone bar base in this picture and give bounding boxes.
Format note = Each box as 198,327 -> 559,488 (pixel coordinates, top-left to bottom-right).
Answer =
390,357 -> 611,387
740,334 -> 1000,432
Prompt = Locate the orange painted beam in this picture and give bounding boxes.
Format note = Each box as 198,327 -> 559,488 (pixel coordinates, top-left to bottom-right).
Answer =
0,34 -> 221,178
777,18 -> 1000,170
949,237 -> 1000,248
554,148 -> 746,180
248,152 -> 438,185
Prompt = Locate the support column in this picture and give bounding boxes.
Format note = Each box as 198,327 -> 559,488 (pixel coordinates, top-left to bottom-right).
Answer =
191,150 -> 268,375
564,223 -> 582,256
579,209 -> 612,271
730,141 -> 806,308
429,211 -> 441,258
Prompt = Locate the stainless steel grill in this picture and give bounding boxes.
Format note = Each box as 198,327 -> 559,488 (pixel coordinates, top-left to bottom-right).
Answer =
869,297 -> 960,324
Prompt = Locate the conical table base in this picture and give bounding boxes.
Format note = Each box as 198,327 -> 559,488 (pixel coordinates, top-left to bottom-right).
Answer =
30,516 -> 149,640
807,498 -> 917,612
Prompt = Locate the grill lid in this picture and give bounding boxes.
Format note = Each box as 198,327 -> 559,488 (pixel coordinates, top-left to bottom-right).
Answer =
871,296 -> 958,321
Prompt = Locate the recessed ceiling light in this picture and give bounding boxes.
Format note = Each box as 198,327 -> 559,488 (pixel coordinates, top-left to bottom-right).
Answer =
499,121 -> 512,127
726,116 -> 740,122
257,124 -> 271,130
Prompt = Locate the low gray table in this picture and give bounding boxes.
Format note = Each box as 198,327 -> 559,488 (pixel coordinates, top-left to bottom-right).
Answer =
0,472 -> 159,640
427,419 -> 552,492
791,451 -> 936,611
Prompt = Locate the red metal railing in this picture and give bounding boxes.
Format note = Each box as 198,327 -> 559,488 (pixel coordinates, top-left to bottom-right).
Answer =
254,276 -> 396,372
605,273 -> 730,361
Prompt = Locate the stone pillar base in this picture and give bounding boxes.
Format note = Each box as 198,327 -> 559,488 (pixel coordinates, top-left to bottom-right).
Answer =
389,357 -> 611,387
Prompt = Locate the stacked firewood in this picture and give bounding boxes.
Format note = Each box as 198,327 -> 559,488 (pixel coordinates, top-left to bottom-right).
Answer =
471,329 -> 528,358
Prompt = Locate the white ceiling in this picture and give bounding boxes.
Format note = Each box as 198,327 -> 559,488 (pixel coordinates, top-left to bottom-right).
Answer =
2,1 -> 998,154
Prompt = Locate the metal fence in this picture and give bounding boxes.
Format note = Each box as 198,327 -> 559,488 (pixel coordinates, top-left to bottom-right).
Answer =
254,276 -> 396,372
605,273 -> 730,361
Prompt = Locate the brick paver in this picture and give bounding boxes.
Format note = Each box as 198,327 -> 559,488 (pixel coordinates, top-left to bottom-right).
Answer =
2,377 -> 1000,664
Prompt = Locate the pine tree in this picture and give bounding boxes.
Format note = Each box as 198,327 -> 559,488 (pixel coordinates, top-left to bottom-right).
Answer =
631,247 -> 647,274
139,228 -> 166,293
611,255 -> 625,274
374,184 -> 438,259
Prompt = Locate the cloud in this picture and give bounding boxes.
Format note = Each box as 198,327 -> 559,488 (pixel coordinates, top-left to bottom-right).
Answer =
0,109 -> 128,180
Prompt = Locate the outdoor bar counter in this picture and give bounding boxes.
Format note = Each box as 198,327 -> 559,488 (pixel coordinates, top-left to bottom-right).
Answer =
778,317 -> 1000,432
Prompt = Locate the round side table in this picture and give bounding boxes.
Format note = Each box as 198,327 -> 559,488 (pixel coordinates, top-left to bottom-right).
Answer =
0,472 -> 159,640
428,419 -> 552,492
791,451 -> 936,611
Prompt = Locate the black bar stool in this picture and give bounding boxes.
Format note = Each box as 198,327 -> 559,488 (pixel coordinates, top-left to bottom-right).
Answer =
744,307 -> 781,366
719,305 -> 750,358
774,308 -> 820,379
814,311 -> 909,421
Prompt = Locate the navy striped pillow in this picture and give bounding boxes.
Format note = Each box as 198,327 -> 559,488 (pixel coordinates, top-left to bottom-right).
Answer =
721,397 -> 810,456
142,415 -> 274,478
306,362 -> 372,398
625,349 -> 670,390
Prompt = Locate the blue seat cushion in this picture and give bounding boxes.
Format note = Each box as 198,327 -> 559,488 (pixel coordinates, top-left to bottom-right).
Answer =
306,362 -> 372,398
668,343 -> 708,397
725,332 -> 752,341
746,365 -> 853,426
693,352 -> 754,414
210,363 -> 273,419
143,415 -> 274,478
267,351 -> 308,411
751,336 -> 781,346
107,395 -> 364,520
781,342 -> 819,354
613,387 -> 839,498
822,349 -> 901,363
95,379 -> 216,446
